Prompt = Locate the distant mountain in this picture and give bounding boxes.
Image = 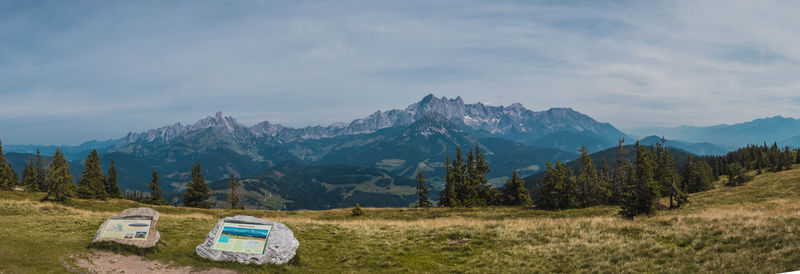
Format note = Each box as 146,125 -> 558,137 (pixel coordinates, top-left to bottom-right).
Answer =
6,152 -> 82,182
528,130 -> 616,153
207,161 -> 417,210
111,94 -> 626,151
6,139 -> 119,161
627,116 -> 800,148
2,94 -> 627,209
638,136 -> 730,156
309,112 -> 577,185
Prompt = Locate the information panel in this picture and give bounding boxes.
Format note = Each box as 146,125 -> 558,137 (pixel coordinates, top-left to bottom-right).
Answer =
212,222 -> 272,255
100,219 -> 152,240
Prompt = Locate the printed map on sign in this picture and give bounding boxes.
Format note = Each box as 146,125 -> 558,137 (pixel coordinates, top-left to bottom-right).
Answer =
100,219 -> 152,240
212,222 -> 272,254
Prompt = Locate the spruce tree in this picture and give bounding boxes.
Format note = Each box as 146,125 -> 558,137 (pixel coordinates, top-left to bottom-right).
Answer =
619,141 -> 658,219
105,159 -> 123,198
184,162 -> 211,208
228,173 -> 242,209
611,138 -> 628,204
0,139 -> 17,191
77,149 -> 107,199
22,158 -> 37,191
471,144 -> 495,206
43,150 -> 76,202
439,156 -> 457,207
502,170 -> 532,206
415,169 -> 432,208
34,149 -> 48,192
148,169 -> 165,205
536,161 -> 572,209
576,146 -> 599,207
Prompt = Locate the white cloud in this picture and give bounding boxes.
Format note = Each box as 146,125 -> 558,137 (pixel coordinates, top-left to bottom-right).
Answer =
2,0 -> 800,144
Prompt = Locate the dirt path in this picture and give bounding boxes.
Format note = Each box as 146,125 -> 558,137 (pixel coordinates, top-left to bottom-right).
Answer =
70,250 -> 237,274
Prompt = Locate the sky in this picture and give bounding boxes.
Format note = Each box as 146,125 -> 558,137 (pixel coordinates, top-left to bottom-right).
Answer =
2,0 -> 800,145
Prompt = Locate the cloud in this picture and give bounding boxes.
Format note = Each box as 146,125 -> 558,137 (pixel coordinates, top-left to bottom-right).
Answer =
1,0 -> 800,144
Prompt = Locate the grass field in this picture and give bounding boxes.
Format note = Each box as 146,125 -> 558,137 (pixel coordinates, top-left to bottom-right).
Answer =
3,167 -> 800,273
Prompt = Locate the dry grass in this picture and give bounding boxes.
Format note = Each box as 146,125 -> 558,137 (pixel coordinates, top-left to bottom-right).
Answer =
3,166 -> 800,273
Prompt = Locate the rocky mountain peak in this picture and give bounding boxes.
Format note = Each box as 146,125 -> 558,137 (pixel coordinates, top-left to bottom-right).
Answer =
406,94 -> 466,120
404,112 -> 459,137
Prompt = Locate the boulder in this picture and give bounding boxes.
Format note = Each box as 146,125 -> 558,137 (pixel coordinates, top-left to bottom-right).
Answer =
195,215 -> 299,265
92,207 -> 160,248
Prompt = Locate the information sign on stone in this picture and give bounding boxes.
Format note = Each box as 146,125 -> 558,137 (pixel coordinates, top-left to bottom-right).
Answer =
100,219 -> 153,240
212,222 -> 272,254
92,207 -> 160,248
196,215 -> 299,265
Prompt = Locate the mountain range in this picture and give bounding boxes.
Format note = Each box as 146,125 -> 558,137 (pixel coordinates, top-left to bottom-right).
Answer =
7,94 -> 799,209
627,116 -> 800,148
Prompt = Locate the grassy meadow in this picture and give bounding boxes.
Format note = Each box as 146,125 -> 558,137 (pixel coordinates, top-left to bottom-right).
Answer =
3,167 -> 800,273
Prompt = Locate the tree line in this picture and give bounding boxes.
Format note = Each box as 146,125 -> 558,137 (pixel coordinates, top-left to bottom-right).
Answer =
0,139 -> 228,208
413,144 -> 532,208
415,138 -> 800,218
3,137 -> 800,215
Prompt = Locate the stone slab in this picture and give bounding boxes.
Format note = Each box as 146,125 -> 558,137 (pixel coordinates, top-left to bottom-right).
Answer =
195,215 -> 299,265
92,207 -> 160,248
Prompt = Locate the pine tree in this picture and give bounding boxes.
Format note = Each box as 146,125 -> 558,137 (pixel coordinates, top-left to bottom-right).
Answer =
611,138 -> 628,204
439,156 -> 457,207
536,161 -> 572,209
619,141 -> 658,219
43,150 -> 76,202
576,146 -> 599,207
228,173 -> 242,209
471,144 -> 495,206
34,149 -> 48,192
683,155 -> 714,193
148,169 -> 165,205
22,158 -> 37,191
502,170 -> 532,206
654,138 -> 685,208
184,162 -> 211,208
415,169 -> 432,208
77,149 -> 107,199
0,139 -> 17,191
105,159 -> 123,198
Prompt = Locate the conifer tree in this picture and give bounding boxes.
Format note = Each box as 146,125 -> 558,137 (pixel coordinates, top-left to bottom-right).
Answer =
148,169 -> 165,205
415,169 -> 432,208
611,138 -> 628,204
0,139 -> 17,191
683,155 -> 714,193
439,156 -> 457,207
34,149 -> 48,191
184,162 -> 211,208
619,141 -> 658,219
228,173 -> 242,209
576,146 -> 599,206
77,149 -> 107,199
472,144 -> 496,205
654,138 -> 685,208
536,161 -> 572,209
105,159 -> 123,198
461,149 -> 478,206
502,170 -> 532,206
43,150 -> 76,202
22,158 -> 37,191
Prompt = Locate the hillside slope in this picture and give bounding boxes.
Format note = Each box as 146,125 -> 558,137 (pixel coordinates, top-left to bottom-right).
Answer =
3,166 -> 800,273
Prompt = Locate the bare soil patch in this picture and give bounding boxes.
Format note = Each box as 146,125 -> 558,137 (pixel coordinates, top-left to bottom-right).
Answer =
70,250 -> 236,274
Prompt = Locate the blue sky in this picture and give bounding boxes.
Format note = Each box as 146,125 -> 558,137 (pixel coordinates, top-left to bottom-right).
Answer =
2,0 -> 800,145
